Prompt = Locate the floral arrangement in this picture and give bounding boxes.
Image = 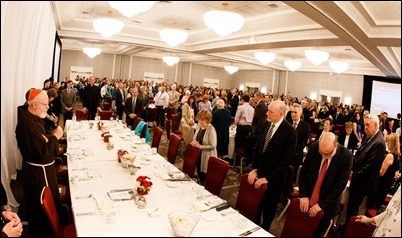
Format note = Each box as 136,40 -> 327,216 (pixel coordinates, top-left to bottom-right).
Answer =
117,149 -> 128,162
136,176 -> 153,195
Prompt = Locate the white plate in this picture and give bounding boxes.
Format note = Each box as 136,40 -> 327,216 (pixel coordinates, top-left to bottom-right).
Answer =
139,158 -> 152,165
165,181 -> 180,188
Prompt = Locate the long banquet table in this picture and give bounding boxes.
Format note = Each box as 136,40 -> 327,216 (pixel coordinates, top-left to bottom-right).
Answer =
65,120 -> 273,237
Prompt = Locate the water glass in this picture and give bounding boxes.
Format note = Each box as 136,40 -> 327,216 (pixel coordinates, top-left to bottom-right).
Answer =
72,114 -> 77,122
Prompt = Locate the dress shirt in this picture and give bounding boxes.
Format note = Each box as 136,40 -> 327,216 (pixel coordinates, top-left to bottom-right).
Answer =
344,134 -> 350,148
234,102 -> 254,125
154,91 -> 169,108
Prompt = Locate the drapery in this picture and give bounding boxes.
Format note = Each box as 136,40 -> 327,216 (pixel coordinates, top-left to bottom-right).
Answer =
1,1 -> 56,207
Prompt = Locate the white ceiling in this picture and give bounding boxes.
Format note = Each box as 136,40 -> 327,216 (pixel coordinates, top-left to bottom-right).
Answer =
52,1 -> 401,78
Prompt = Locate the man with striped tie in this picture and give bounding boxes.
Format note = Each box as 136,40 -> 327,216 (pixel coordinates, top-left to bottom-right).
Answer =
247,99 -> 297,232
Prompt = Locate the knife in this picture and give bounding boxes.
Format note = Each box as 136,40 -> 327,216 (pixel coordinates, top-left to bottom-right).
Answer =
75,211 -> 102,216
239,227 -> 261,237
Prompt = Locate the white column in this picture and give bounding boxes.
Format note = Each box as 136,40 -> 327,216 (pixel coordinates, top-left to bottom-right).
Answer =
188,63 -> 193,86
128,56 -> 133,79
174,63 -> 178,83
112,54 -> 116,79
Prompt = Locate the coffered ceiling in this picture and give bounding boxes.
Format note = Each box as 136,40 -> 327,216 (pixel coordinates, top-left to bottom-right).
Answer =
52,1 -> 401,78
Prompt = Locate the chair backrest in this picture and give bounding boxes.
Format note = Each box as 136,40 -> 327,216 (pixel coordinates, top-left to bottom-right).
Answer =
133,116 -> 144,130
165,118 -> 171,140
280,198 -> 324,237
333,124 -> 346,136
171,113 -> 181,132
167,134 -> 181,164
75,109 -> 88,121
235,173 -> 267,221
98,110 -> 113,120
181,144 -> 201,178
343,216 -> 376,237
147,107 -> 158,122
166,107 -> 177,120
102,101 -> 111,111
151,127 -> 163,151
41,186 -> 63,237
204,157 -> 229,196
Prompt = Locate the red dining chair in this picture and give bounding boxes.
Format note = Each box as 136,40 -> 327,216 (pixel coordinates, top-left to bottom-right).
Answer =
280,198 -> 324,237
151,127 -> 163,153
98,110 -> 114,120
181,144 -> 201,178
75,108 -> 89,121
133,116 -> 144,130
204,157 -> 229,196
342,215 -> 376,237
235,173 -> 267,221
166,134 -> 181,165
41,186 -> 76,237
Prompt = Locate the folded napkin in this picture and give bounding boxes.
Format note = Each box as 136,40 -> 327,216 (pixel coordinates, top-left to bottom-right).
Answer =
172,172 -> 185,179
191,201 -> 210,212
158,171 -> 171,180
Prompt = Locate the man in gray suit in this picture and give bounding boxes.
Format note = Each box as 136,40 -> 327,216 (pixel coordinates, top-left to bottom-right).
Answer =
60,80 -> 76,127
346,114 -> 386,222
248,99 -> 297,231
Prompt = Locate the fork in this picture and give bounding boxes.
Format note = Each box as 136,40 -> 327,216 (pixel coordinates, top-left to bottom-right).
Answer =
75,194 -> 93,199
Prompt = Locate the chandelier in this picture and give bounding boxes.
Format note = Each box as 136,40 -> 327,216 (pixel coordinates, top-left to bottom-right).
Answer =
305,49 -> 329,65
83,47 -> 102,59
255,51 -> 276,65
284,60 -> 302,71
203,3 -> 245,37
108,1 -> 155,18
329,60 -> 349,74
224,65 -> 239,74
162,56 -> 180,66
159,29 -> 189,47
93,18 -> 124,38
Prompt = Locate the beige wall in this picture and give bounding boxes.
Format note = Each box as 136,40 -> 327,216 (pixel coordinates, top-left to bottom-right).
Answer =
60,49 -> 364,104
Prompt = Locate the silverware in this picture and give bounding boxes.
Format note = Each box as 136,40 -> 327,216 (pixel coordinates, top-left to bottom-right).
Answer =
110,188 -> 132,192
147,207 -> 159,217
75,211 -> 102,216
239,227 -> 261,237
75,194 -> 92,199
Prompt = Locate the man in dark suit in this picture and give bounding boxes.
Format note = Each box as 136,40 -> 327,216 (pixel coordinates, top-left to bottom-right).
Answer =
299,132 -> 353,237
230,88 -> 239,117
346,114 -> 386,222
288,103 -> 310,182
60,80 -> 76,127
124,86 -> 144,129
333,105 -> 345,125
82,76 -> 102,120
252,93 -> 267,137
247,100 -> 297,231
114,81 -> 125,120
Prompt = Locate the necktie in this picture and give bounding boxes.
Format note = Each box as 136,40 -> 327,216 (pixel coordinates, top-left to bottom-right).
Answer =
132,97 -> 136,113
293,122 -> 297,129
263,124 -> 275,152
67,89 -> 70,94
310,159 -> 329,206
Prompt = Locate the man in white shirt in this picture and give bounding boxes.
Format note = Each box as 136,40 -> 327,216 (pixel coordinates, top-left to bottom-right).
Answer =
154,86 -> 169,127
234,95 -> 254,150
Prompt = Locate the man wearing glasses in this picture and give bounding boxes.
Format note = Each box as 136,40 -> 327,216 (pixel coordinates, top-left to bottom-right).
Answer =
298,132 -> 352,236
15,89 -> 64,237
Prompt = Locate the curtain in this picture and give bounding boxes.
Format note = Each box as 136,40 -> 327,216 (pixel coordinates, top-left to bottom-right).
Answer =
1,1 -> 56,207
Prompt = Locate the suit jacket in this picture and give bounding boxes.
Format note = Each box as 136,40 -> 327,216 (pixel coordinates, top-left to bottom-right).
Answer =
230,94 -> 239,117
338,132 -> 359,152
252,100 -> 267,136
115,88 -> 125,109
124,96 -> 144,126
254,119 -> 297,185
352,130 -> 386,194
289,119 -> 310,158
299,142 -> 352,218
60,88 -> 76,112
333,112 -> 345,125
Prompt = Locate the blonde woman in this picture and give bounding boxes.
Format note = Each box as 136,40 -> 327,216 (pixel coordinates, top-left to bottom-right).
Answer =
180,95 -> 196,146
368,133 -> 400,209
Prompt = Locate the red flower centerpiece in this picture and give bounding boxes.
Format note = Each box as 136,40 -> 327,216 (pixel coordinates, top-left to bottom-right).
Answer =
136,176 -> 153,195
117,149 -> 128,163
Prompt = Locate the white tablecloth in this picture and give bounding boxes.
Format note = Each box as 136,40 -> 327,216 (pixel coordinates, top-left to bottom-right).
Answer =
65,120 -> 273,237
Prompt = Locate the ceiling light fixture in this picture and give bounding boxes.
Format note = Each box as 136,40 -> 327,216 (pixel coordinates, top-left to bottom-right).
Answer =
203,3 -> 245,37
284,60 -> 302,71
108,1 -> 155,18
255,51 -> 276,65
83,47 -> 102,59
163,56 -> 180,66
224,65 -> 239,74
93,18 -> 124,38
159,29 -> 189,47
305,49 -> 329,65
329,60 -> 349,74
